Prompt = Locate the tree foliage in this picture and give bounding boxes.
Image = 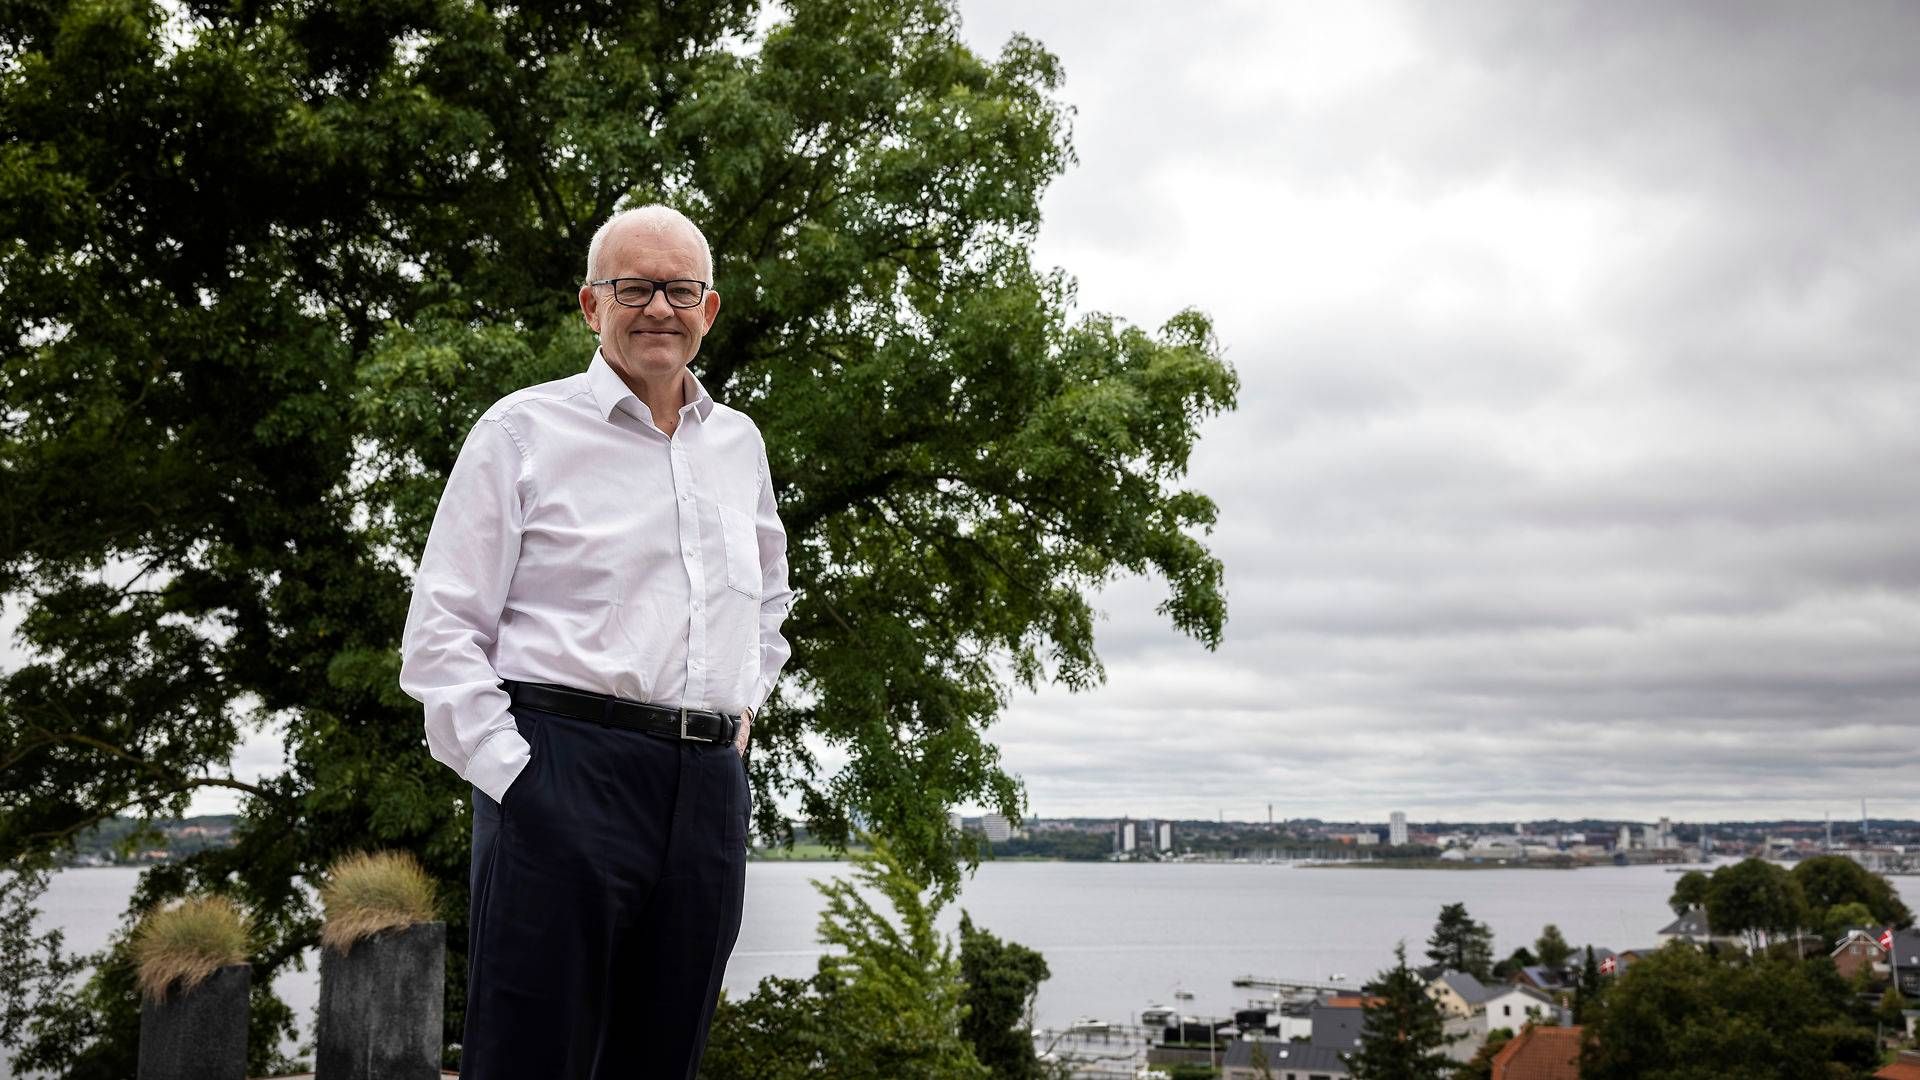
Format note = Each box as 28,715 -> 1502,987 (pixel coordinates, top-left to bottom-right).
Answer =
1791,855 -> 1913,932
1349,944 -> 1454,1080
1572,945 -> 1603,1024
1534,924 -> 1572,971
1703,859 -> 1808,952
700,837 -> 990,1080
956,911 -> 1052,1080
1668,869 -> 1710,917
1426,902 -> 1494,981
0,0 -> 1235,1072
1579,944 -> 1876,1080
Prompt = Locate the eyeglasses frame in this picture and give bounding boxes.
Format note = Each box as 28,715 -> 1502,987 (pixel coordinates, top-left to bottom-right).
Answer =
586,277 -> 712,309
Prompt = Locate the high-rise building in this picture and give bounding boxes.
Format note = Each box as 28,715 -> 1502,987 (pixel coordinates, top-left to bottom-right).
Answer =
1156,821 -> 1174,852
1389,811 -> 1408,847
981,813 -> 1012,842
1119,819 -> 1138,853
1618,824 -> 1633,851
948,811 -> 963,834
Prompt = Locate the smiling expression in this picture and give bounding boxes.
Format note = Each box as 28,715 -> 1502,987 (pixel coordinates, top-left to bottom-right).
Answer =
578,219 -> 722,400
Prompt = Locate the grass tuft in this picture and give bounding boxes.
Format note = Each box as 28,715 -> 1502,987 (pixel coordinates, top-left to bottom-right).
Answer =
131,895 -> 251,1003
319,850 -> 439,954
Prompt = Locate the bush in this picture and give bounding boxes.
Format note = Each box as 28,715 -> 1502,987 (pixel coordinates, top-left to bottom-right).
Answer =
130,895 -> 251,1003
318,850 -> 439,954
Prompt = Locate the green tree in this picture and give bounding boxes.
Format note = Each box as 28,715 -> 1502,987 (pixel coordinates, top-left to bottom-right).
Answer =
1534,924 -> 1573,971
957,911 -> 1051,1080
1819,901 -> 1877,949
1491,945 -> 1535,981
1579,944 -> 1876,1080
1668,869 -> 1710,916
0,0 -> 1234,1073
701,836 -> 990,1080
1792,855 -> 1914,931
1426,903 -> 1494,980
1571,945 -> 1604,1024
1878,987 -> 1910,1033
1704,859 -> 1809,953
1350,943 -> 1454,1080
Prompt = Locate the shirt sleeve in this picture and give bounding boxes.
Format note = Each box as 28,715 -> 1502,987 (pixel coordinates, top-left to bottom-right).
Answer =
748,442 -> 794,715
399,416 -> 532,804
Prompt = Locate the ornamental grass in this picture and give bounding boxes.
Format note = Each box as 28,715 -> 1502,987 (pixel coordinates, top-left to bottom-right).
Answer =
318,850 -> 440,954
131,895 -> 251,1004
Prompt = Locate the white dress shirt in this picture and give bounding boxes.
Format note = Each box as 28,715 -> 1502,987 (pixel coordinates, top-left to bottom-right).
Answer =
400,350 -> 794,803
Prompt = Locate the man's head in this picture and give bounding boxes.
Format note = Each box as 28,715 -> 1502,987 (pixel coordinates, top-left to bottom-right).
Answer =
579,205 -> 721,397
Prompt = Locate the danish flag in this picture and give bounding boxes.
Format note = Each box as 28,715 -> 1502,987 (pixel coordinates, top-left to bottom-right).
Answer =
1879,928 -> 1895,951
1599,955 -> 1617,975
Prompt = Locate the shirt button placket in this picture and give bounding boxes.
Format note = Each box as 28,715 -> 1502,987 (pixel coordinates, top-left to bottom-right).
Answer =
672,435 -> 708,706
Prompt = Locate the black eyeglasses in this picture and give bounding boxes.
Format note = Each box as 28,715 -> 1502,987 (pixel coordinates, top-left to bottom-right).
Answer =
588,277 -> 710,309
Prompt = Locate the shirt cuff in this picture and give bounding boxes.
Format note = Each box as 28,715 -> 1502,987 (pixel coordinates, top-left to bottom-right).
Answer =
466,728 -> 532,805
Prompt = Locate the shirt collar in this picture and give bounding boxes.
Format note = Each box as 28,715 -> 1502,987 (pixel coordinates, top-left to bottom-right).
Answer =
587,349 -> 714,425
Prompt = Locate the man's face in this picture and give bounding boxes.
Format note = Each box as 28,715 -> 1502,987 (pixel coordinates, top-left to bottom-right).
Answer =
578,222 -> 721,393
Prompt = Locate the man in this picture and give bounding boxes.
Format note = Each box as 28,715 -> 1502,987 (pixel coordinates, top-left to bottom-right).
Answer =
400,204 -> 792,1078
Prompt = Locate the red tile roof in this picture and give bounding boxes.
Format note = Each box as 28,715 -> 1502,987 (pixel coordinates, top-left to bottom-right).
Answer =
1490,1025 -> 1583,1080
1874,1061 -> 1920,1080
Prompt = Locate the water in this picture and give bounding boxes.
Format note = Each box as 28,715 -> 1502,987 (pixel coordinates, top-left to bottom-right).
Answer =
22,861 -> 1920,1072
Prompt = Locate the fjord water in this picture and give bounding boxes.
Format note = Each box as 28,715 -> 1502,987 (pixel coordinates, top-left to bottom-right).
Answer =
32,861 -> 1920,1059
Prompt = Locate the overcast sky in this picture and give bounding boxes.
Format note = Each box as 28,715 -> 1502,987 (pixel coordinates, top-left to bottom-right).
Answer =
944,0 -> 1920,824
43,3 -> 1912,824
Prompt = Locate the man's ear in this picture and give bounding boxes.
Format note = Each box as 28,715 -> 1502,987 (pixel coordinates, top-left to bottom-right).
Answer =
579,284 -> 601,333
701,287 -> 721,331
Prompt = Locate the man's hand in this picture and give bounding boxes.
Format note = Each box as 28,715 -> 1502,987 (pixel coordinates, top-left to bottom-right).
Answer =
736,708 -> 752,756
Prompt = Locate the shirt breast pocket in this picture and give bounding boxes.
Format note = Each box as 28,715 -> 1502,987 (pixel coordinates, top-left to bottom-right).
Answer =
717,503 -> 762,600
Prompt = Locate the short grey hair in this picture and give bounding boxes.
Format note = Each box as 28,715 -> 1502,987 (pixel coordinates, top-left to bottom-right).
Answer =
584,205 -> 714,285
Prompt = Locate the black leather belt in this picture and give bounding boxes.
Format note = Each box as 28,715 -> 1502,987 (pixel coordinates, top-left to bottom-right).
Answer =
504,680 -> 739,746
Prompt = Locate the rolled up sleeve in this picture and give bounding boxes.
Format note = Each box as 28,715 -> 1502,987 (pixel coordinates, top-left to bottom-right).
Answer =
400,417 -> 533,804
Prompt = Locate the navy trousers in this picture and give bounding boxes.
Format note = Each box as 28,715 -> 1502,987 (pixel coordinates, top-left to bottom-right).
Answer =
462,704 -> 750,1079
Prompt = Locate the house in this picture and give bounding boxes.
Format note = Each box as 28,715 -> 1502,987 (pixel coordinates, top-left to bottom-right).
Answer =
1222,1039 -> 1350,1080
1490,1024 -> 1583,1080
1514,965 -> 1573,993
1481,984 -> 1567,1031
1307,1002 -> 1367,1052
1658,907 -> 1720,941
1833,929 -> 1884,982
1426,970 -> 1493,1019
1886,930 -> 1920,997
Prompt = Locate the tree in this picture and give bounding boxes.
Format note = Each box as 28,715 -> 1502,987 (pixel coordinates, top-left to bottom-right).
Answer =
1,0 -> 1235,1073
1534,924 -> 1573,971
1580,944 -> 1876,1080
1704,859 -> 1809,953
1571,945 -> 1604,1024
1492,945 -> 1536,981
1792,855 -> 1914,931
1427,903 -> 1494,980
957,911 -> 1052,1080
1349,944 -> 1455,1080
1668,870 -> 1710,916
1877,987 -> 1910,1034
1819,901 -> 1877,949
701,837 -> 990,1080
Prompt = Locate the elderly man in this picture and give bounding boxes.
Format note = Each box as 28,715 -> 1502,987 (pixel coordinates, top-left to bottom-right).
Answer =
400,204 -> 792,1078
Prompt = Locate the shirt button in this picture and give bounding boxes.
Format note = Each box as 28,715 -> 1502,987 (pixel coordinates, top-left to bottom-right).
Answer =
692,601 -> 703,612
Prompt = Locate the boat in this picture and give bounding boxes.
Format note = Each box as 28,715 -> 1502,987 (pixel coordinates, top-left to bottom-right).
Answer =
1140,1004 -> 1176,1028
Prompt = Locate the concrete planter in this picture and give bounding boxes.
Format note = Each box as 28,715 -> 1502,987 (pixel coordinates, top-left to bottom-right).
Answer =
137,962 -> 250,1080
316,920 -> 446,1080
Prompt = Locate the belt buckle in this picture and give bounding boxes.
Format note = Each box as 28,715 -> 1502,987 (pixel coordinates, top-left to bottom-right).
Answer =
678,707 -> 705,742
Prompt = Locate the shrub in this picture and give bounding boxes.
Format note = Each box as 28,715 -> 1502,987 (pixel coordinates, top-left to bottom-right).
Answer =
318,850 -> 439,954
131,895 -> 251,1003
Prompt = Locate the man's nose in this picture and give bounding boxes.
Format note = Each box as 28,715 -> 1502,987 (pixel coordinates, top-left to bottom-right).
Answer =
640,289 -> 676,317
